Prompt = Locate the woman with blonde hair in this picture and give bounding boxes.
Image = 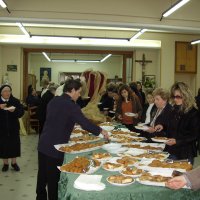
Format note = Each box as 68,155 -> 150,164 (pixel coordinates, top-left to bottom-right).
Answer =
165,82 -> 199,164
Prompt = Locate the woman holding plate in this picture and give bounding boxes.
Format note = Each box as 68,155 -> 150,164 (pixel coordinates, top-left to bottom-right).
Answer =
115,84 -> 142,131
0,85 -> 24,172
164,82 -> 199,164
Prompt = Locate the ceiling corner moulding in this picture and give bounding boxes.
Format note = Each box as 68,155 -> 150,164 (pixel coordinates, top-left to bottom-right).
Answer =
191,40 -> 200,45
161,0 -> 190,20
16,22 -> 30,37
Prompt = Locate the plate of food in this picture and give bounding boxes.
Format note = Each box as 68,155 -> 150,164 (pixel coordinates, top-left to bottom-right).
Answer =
91,152 -> 112,161
4,106 -> 16,110
151,137 -> 169,143
58,156 -> 101,174
102,161 -> 124,172
136,172 -> 171,187
107,175 -> 135,186
125,112 -> 137,117
69,135 -> 101,143
54,141 -> 105,154
120,167 -> 143,178
135,125 -> 149,131
113,156 -> 138,167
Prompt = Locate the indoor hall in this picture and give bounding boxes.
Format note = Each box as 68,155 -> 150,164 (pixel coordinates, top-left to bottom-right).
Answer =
0,0 -> 200,200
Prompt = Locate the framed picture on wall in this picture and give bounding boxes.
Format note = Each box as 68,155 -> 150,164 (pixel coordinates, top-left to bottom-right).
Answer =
40,67 -> 51,85
144,75 -> 156,89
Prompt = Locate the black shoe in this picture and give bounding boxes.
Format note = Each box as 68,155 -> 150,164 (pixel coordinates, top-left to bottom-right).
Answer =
11,163 -> 20,171
2,164 -> 9,172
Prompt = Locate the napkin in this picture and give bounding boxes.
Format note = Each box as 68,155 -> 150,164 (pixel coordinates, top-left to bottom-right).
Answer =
74,174 -> 105,191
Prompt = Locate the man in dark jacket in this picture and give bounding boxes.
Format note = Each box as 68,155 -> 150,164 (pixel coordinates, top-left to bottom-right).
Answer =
36,79 -> 109,200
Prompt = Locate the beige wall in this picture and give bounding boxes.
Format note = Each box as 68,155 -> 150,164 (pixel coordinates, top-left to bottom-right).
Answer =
0,31 -> 200,97
29,54 -> 123,91
0,45 -> 2,84
1,46 -> 22,99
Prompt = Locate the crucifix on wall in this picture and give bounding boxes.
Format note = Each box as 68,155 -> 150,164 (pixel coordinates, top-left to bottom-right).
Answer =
135,54 -> 152,84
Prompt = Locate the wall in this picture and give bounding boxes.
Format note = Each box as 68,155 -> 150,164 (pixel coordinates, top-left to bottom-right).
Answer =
1,46 -> 22,99
29,54 -> 123,90
0,32 -> 200,97
134,49 -> 160,87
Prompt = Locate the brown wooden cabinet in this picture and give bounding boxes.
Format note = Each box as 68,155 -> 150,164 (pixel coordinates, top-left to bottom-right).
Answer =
175,41 -> 197,73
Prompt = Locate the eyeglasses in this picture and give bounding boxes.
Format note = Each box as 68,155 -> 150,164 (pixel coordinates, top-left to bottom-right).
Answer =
172,95 -> 183,99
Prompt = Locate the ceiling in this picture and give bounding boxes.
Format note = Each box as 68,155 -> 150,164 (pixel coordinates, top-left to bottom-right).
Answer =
0,0 -> 200,49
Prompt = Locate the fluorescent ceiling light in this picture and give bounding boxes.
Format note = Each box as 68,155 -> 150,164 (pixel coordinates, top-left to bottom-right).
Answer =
42,52 -> 51,62
16,22 -> 30,37
76,60 -> 100,63
130,29 -> 147,41
0,0 -> 6,8
51,59 -> 75,63
191,40 -> 200,45
100,54 -> 112,62
162,0 -> 190,18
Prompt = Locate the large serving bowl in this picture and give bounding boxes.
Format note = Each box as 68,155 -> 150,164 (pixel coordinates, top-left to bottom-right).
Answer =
102,143 -> 122,153
100,125 -> 115,132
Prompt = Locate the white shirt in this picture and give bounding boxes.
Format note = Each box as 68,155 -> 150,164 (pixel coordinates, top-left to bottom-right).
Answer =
145,103 -> 154,124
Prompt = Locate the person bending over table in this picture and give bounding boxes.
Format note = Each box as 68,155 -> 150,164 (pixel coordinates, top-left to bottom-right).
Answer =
166,166 -> 200,190
36,79 -> 109,200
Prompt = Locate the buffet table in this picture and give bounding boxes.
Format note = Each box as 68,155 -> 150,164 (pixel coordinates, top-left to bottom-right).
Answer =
58,150 -> 200,200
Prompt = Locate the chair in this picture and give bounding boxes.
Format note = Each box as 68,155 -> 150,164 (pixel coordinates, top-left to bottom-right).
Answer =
26,106 -> 40,134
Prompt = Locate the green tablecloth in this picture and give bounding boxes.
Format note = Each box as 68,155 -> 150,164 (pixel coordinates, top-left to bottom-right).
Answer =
58,150 -> 200,200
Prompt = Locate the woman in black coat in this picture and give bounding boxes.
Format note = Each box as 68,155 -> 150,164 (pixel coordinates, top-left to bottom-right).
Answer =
165,82 -> 199,164
0,85 -> 24,171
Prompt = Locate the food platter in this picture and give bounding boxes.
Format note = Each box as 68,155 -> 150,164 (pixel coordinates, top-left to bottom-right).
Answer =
54,142 -> 104,154
58,157 -> 101,174
107,175 -> 135,186
125,112 -> 137,117
135,126 -> 149,131
151,137 -> 169,143
120,167 -> 143,178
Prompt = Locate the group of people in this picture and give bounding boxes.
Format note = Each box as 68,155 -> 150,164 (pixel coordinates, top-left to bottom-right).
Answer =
0,78 -> 200,199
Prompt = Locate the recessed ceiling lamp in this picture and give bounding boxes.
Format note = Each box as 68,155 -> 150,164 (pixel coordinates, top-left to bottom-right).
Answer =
16,22 -> 30,37
160,0 -> 190,20
42,52 -> 51,62
130,29 -> 147,41
191,40 -> 200,45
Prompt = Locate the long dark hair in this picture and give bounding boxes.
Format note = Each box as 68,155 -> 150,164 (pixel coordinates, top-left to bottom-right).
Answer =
118,84 -> 135,102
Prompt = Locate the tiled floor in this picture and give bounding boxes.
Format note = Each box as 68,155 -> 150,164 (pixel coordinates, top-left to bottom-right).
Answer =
0,134 -> 38,200
0,134 -> 200,200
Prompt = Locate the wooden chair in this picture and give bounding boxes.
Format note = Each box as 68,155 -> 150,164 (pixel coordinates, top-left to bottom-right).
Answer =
26,106 -> 40,134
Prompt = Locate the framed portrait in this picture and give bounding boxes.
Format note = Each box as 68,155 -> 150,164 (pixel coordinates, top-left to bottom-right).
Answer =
40,67 -> 51,85
144,75 -> 156,89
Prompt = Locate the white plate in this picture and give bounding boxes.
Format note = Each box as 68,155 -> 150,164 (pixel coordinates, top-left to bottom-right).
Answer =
107,177 -> 135,186
54,144 -> 101,154
120,168 -> 143,178
135,126 -> 149,131
109,110 -> 115,114
151,138 -> 169,143
125,112 -> 137,117
57,165 -> 100,174
4,106 -> 16,110
136,178 -> 166,187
